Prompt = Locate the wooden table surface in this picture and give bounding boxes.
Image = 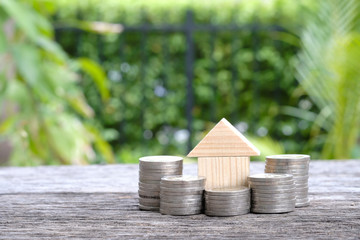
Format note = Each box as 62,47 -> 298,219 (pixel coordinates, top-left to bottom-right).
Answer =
0,160 -> 359,239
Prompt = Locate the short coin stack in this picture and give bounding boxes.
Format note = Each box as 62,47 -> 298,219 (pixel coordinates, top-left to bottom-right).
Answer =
138,156 -> 183,211
265,154 -> 310,207
160,175 -> 205,216
249,173 -> 296,213
204,186 -> 250,217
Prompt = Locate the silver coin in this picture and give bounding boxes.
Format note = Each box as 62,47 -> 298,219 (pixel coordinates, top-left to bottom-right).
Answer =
160,205 -> 202,212
295,188 -> 308,193
139,186 -> 160,192
265,160 -> 310,166
265,162 -> 309,168
204,204 -> 250,212
139,179 -> 161,185
162,200 -> 203,205
139,176 -> 169,181
265,165 -> 309,174
139,181 -> 160,188
295,200 -> 310,207
266,154 -> 310,161
160,186 -> 204,192
252,197 -> 295,203
140,163 -> 182,168
160,208 -> 201,216
140,171 -> 182,177
139,197 -> 160,203
292,176 -> 309,181
248,173 -> 293,182
205,202 -> 250,207
295,194 -> 309,199
205,197 -> 250,203
262,170 -> 307,174
251,204 -> 295,210
204,192 -> 250,198
295,197 -> 309,202
205,209 -> 249,216
252,200 -> 295,206
250,185 -> 295,190
248,180 -> 295,186
139,155 -> 183,163
139,169 -> 183,176
160,192 -> 202,197
252,192 -> 295,198
139,165 -> 182,172
138,185 -> 160,192
160,195 -> 203,202
139,199 -> 160,207
205,200 -> 250,206
293,179 -> 308,184
161,203 -> 202,210
264,169 -> 309,175
138,187 -> 160,194
294,187 -> 309,193
138,189 -> 159,197
265,165 -> 309,173
264,171 -> 308,178
205,186 -> 250,194
160,182 -> 205,189
204,206 -> 250,212
251,207 -> 294,214
265,163 -> 309,169
204,193 -> 250,199
251,187 -> 295,193
204,204 -> 251,212
139,204 -> 159,211
251,203 -> 295,208
161,190 -> 204,195
161,175 -> 206,185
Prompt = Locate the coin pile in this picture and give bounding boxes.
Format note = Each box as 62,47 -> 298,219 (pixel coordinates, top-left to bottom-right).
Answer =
249,173 -> 296,213
265,154 -> 310,207
160,175 -> 205,216
204,186 -> 250,217
138,156 -> 183,211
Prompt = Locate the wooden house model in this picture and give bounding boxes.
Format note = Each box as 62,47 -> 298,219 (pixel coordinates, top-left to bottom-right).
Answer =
187,118 -> 260,190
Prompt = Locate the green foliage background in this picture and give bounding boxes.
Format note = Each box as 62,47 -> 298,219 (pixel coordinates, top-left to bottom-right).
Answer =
2,0 -> 359,165
0,0 -> 114,165
52,0 -> 321,162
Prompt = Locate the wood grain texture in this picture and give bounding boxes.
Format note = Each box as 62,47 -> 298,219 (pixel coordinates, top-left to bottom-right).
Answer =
1,160 -> 360,239
198,157 -> 249,189
187,118 -> 260,157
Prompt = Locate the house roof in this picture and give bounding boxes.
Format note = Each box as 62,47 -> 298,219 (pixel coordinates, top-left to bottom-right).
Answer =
187,118 -> 260,157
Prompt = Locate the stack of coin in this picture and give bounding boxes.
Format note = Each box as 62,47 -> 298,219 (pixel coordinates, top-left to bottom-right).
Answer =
204,186 -> 250,217
249,173 -> 295,213
265,154 -> 310,207
138,156 -> 183,211
160,175 -> 205,216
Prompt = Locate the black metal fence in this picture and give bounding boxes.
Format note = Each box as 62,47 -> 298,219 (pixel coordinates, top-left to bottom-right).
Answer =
54,10 -> 299,155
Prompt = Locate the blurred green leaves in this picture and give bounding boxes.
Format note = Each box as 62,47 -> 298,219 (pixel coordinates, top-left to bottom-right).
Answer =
295,0 -> 360,159
0,0 -> 114,165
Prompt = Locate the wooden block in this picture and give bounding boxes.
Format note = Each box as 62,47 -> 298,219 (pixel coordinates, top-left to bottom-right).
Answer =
198,156 -> 249,190
188,118 -> 260,157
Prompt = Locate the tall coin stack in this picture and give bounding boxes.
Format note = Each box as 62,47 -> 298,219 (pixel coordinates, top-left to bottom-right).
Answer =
265,154 -> 310,207
248,173 -> 296,213
138,156 -> 183,211
160,175 -> 205,216
204,186 -> 250,217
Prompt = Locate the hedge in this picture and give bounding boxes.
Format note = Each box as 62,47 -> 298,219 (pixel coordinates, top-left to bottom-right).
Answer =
52,0 -> 320,162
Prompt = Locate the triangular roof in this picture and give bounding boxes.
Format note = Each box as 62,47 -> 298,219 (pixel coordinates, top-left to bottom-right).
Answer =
187,118 -> 260,157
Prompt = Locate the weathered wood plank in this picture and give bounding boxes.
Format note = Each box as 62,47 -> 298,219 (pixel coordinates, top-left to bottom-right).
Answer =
0,160 -> 359,239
